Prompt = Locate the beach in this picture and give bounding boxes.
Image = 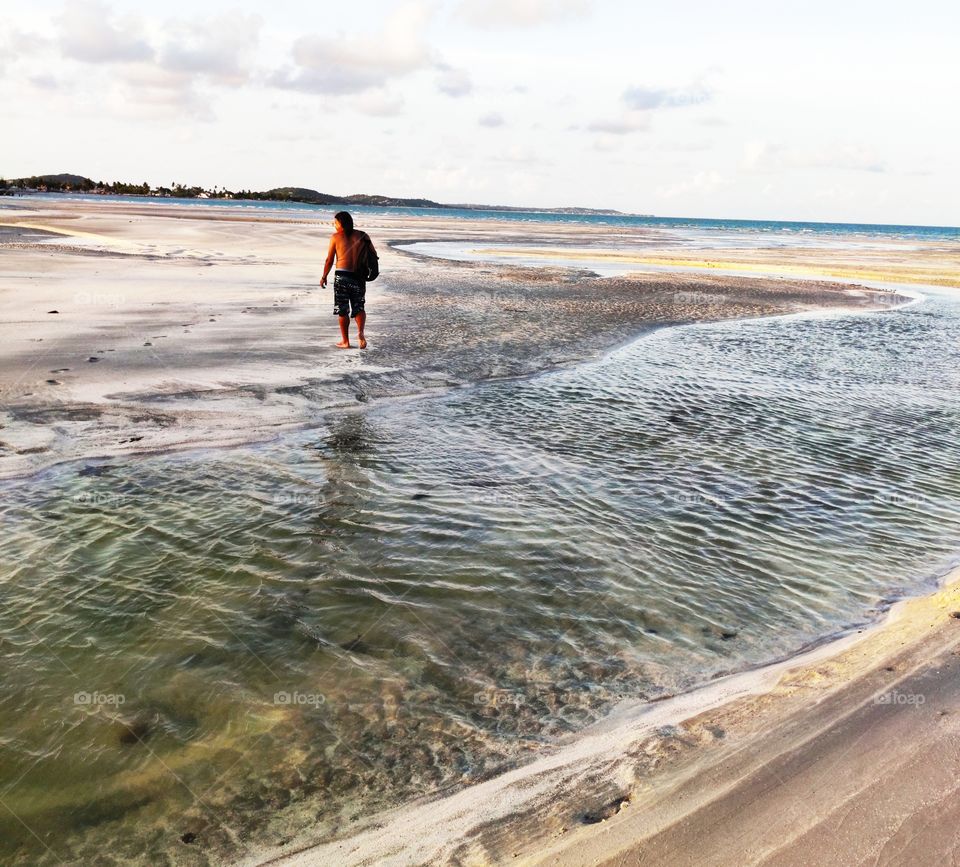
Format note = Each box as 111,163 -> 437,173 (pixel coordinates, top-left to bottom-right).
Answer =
0,197 -> 914,480
2,195 -> 960,867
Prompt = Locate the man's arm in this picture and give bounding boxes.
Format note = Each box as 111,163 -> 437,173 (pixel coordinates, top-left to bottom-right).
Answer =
320,236 -> 337,287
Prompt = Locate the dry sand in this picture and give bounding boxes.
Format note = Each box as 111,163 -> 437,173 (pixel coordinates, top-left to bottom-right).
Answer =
0,197 -> 911,480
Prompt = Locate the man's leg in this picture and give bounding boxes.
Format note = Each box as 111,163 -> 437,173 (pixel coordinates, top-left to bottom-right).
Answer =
355,311 -> 366,349
336,315 -> 351,348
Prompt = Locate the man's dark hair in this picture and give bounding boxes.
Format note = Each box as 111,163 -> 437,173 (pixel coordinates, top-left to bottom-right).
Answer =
334,211 -> 354,236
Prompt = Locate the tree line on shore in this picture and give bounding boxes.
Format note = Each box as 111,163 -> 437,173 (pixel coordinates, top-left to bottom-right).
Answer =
0,174 -> 435,206
0,173 -> 628,214
0,174 -> 233,198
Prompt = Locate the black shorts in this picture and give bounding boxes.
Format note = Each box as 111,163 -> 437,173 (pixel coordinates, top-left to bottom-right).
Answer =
333,270 -> 366,318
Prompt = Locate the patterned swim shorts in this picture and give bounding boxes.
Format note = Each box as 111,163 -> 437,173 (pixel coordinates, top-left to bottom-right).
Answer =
333,270 -> 366,318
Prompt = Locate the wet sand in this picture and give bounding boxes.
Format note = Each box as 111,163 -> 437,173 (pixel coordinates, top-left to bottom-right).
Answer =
0,198 -> 910,480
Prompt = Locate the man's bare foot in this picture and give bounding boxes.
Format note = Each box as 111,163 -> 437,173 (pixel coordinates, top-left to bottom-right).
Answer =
335,340 -> 351,349
358,336 -> 367,349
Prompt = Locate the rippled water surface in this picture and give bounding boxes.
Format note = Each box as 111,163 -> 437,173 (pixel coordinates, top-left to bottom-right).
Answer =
3,291 -> 960,863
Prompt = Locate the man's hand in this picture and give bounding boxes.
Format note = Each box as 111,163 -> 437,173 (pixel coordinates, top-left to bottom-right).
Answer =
320,276 -> 327,288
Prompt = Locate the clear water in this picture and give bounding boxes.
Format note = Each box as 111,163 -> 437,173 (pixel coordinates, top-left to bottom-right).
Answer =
2,291 -> 960,863
10,192 -> 960,242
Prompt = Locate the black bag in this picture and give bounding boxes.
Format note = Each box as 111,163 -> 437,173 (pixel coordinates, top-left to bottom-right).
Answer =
360,233 -> 379,282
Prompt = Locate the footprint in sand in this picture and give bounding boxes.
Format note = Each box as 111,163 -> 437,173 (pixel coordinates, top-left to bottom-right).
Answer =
88,357 -> 100,363
45,379 -> 62,385
50,368 -> 70,373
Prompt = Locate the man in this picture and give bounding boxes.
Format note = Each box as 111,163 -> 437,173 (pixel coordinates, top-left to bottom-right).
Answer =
320,211 -> 374,349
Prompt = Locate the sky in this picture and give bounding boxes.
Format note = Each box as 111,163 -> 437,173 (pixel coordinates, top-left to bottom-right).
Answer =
1,0 -> 958,224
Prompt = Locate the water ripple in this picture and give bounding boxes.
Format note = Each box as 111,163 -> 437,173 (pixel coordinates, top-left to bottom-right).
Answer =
2,295 -> 960,862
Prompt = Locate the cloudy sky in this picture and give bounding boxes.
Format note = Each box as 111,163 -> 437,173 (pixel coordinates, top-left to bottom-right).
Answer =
2,0 -> 958,224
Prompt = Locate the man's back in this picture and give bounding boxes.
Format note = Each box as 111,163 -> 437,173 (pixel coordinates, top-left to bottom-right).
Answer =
332,230 -> 368,273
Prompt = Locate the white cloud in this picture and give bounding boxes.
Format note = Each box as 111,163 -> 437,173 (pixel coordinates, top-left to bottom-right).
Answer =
421,162 -> 491,195
622,83 -> 711,111
354,90 -> 406,117
458,0 -> 590,29
272,2 -> 434,95
584,79 -> 710,137
437,66 -> 473,97
744,141 -> 886,173
590,137 -> 621,152
158,13 -> 261,87
0,33 -> 11,72
586,116 -> 650,135
45,3 -> 261,118
479,111 -> 504,127
657,170 -> 731,200
29,73 -> 61,91
493,145 -> 546,165
113,64 -> 210,119
56,0 -> 153,63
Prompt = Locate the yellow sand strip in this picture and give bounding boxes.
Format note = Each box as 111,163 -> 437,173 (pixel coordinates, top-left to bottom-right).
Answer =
0,221 -> 137,249
474,247 -> 960,288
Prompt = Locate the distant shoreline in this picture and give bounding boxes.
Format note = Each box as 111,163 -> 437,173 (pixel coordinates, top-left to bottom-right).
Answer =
0,173 -> 633,217
4,187 -> 958,239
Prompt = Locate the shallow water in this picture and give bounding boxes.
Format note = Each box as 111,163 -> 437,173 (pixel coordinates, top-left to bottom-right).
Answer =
2,291 -> 960,863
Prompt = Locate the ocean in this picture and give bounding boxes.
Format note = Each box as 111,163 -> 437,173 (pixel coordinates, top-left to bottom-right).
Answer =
13,191 -> 960,242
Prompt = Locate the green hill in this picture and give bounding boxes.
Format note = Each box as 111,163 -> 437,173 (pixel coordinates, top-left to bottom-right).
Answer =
1,173 -> 626,215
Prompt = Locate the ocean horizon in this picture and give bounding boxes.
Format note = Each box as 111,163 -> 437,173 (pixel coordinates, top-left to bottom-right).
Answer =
10,191 -> 960,241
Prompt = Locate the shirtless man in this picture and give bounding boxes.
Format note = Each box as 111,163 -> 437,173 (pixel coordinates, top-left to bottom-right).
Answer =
320,211 -> 373,349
